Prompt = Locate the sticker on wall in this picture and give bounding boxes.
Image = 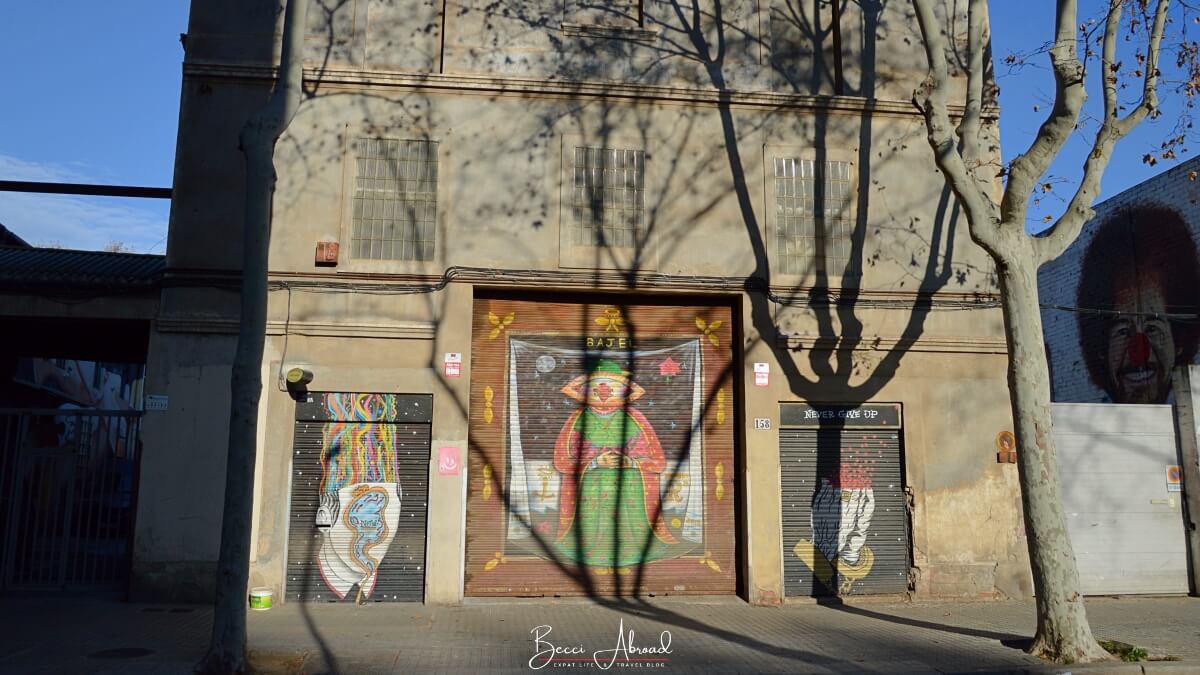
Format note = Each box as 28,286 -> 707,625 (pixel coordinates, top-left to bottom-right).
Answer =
444,353 -> 463,378
1167,465 -> 1182,492
439,447 -> 461,476
754,362 -> 769,387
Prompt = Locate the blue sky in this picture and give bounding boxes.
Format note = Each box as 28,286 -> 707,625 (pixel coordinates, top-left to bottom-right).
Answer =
0,2 -> 187,251
0,1 -> 1192,251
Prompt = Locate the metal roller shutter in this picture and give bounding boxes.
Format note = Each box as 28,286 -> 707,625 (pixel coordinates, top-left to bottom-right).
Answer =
466,297 -> 736,596
285,393 -> 431,603
780,403 -> 908,597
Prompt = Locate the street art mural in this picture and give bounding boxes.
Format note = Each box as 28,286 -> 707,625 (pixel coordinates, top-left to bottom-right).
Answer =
11,358 -> 144,455
313,394 -> 404,602
12,358 -> 142,411
780,404 -> 907,597
792,457 -> 877,594
1042,201 -> 1200,403
287,393 -> 430,603
466,299 -> 735,595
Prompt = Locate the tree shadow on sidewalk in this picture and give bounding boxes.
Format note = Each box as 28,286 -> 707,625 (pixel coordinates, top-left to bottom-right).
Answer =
815,598 -> 1031,647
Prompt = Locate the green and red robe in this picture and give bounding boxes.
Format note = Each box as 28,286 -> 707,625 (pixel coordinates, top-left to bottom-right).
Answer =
552,406 -> 677,567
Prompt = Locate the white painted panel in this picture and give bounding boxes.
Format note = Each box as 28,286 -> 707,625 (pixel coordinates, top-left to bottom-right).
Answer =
1051,403 -> 1188,595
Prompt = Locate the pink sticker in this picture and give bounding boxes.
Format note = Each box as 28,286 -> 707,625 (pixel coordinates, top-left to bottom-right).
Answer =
438,447 -> 461,475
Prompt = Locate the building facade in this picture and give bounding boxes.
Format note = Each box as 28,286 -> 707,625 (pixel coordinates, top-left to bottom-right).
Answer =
134,0 -> 1031,605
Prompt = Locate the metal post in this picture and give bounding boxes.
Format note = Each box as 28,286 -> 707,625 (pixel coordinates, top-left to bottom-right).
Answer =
1170,365 -> 1200,596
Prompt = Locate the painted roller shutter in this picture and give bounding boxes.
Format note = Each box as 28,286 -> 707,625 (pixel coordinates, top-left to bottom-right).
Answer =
780,403 -> 909,596
285,393 -> 431,603
465,297 -> 736,596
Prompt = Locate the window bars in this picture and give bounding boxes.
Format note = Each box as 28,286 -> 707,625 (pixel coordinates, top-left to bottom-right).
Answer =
351,138 -> 439,261
773,158 -> 853,275
571,146 -> 645,249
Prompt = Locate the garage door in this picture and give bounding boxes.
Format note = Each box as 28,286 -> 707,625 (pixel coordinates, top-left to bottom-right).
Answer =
285,392 -> 431,603
780,403 -> 909,596
1052,403 -> 1189,595
466,297 -> 736,596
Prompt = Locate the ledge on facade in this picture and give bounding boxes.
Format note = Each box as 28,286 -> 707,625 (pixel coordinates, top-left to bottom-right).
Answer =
265,319 -> 436,340
559,22 -> 660,42
155,316 -> 240,335
182,61 -> 976,117
267,267 -> 1002,307
777,332 -> 1009,354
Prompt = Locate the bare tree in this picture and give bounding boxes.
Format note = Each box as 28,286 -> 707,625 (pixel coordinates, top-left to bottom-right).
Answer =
198,0 -> 309,671
912,0 -> 1171,663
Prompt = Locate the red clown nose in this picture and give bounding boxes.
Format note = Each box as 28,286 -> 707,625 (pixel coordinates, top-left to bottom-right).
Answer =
1126,332 -> 1151,367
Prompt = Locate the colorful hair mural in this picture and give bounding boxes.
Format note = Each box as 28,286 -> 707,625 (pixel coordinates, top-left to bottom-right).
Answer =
314,393 -> 404,602
319,394 -> 402,493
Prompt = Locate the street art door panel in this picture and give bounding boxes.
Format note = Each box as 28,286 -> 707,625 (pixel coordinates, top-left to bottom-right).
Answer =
779,404 -> 909,596
465,298 -> 736,596
286,393 -> 431,603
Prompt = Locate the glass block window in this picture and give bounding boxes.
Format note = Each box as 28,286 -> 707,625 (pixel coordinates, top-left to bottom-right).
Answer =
773,158 -> 853,275
571,146 -> 645,249
351,138 -> 438,261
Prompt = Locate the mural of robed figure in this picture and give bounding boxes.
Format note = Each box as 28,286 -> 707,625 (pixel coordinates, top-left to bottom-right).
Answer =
1077,204 -> 1200,404
552,359 -> 677,568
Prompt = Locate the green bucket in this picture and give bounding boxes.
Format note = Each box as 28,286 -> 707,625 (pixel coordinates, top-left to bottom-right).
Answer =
248,587 -> 273,611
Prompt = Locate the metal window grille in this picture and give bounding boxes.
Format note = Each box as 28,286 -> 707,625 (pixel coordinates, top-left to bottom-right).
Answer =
351,138 -> 438,261
773,158 -> 853,275
571,146 -> 645,249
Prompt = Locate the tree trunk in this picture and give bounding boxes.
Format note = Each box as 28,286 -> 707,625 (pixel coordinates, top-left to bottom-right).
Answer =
996,253 -> 1111,664
197,138 -> 275,675
198,0 -> 307,669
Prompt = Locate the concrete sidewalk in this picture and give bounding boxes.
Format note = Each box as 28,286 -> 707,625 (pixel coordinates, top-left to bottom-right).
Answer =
0,596 -> 1197,674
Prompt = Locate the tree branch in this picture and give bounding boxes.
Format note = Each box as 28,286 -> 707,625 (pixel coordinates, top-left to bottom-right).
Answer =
1035,0 -> 1170,264
999,0 -> 1085,229
912,0 -> 1001,251
957,0 -> 986,166
240,0 -> 308,152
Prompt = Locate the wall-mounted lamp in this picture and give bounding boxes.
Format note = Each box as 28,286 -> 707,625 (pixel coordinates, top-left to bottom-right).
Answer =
285,367 -> 314,397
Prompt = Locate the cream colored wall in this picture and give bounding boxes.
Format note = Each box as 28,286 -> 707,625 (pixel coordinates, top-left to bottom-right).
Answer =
269,90 -> 996,298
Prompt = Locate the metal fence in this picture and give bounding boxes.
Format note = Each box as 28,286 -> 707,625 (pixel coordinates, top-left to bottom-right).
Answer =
0,409 -> 143,592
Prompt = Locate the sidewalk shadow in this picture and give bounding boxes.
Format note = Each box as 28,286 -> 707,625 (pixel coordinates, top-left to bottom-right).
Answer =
815,598 -> 1031,647
588,597 -> 843,666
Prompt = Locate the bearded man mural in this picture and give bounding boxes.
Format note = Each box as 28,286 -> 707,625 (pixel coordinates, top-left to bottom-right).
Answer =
552,359 -> 677,568
1077,205 -> 1200,404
